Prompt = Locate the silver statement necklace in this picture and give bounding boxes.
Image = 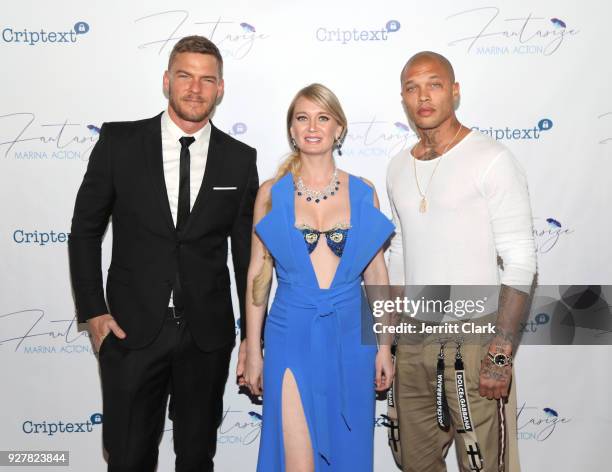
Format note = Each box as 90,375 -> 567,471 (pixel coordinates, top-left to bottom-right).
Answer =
295,168 -> 340,204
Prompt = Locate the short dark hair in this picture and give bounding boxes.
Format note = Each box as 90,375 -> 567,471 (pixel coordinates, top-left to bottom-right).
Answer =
168,35 -> 223,78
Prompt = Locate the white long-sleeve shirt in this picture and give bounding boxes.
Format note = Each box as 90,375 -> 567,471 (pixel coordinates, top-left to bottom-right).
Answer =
386,131 -> 536,289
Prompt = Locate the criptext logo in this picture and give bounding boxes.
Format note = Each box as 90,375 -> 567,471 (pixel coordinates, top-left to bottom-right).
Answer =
228,122 -> 247,137
13,229 -> 69,246
472,118 -> 553,141
316,19 -> 401,44
2,21 -> 90,46
22,413 -> 102,436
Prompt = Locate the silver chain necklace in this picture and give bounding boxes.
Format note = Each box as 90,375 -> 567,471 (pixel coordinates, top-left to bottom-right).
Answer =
295,168 -> 340,204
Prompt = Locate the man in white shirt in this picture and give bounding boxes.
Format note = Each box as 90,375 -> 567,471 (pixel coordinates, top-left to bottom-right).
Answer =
387,51 -> 536,472
69,36 -> 258,471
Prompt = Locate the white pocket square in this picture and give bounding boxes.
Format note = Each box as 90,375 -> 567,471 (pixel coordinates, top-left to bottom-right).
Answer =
213,186 -> 237,190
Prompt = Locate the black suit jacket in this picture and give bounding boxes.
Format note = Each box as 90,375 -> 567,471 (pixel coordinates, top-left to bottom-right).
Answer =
68,113 -> 258,351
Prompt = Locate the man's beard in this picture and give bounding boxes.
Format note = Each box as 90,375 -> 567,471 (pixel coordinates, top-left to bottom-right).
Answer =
168,93 -> 215,123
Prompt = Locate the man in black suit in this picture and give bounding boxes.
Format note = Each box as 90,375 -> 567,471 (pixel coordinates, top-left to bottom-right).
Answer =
68,36 -> 258,471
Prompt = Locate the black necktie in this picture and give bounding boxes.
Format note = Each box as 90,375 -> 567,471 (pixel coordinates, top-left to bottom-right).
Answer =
173,136 -> 195,311
177,136 -> 195,231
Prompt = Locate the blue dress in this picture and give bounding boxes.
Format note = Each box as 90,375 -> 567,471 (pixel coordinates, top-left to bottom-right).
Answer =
255,173 -> 394,471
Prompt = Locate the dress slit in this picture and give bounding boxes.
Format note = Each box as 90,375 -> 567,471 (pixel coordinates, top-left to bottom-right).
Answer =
281,367 -> 316,472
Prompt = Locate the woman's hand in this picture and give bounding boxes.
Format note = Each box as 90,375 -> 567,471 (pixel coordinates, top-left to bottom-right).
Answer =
244,345 -> 264,396
375,346 -> 395,391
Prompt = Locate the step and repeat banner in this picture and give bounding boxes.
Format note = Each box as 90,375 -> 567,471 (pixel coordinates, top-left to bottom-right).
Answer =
1,1 -> 610,470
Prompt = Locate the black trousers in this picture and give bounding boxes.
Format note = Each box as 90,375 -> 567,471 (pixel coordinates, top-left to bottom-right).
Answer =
99,315 -> 233,472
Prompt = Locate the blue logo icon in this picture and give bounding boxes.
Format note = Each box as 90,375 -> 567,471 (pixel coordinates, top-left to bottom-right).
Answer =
90,413 -> 103,425
386,20 -> 401,33
240,22 -> 256,33
550,18 -> 567,29
538,118 -> 553,131
546,217 -> 562,228
534,313 -> 550,325
543,407 -> 559,417
248,411 -> 263,421
87,124 -> 101,135
394,122 -> 410,133
232,123 -> 247,135
74,21 -> 90,35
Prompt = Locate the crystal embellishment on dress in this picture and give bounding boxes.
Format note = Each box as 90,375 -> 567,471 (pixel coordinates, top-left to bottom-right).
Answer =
295,223 -> 351,257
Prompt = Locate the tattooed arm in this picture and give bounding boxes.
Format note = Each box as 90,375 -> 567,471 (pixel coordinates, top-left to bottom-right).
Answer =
479,148 -> 537,399
479,284 -> 531,400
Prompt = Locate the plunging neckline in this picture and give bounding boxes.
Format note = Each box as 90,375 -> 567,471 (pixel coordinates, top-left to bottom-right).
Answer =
292,174 -> 353,290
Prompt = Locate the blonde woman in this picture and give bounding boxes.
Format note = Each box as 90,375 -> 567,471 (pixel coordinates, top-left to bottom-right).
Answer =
241,84 -> 394,471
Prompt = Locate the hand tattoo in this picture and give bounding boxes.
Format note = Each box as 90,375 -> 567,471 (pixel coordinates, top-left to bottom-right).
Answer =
481,357 -> 511,382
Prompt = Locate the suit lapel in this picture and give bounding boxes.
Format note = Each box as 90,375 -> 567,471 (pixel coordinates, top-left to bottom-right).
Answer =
144,112 -> 175,233
183,122 -> 224,233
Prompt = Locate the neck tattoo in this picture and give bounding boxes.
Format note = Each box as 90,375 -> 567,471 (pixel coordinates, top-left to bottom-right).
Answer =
420,130 -> 441,161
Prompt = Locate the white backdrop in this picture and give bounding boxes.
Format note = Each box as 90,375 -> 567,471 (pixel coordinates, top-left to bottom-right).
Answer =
1,1 -> 611,470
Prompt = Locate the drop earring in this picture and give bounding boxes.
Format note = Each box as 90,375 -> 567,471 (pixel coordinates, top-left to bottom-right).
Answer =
334,136 -> 343,156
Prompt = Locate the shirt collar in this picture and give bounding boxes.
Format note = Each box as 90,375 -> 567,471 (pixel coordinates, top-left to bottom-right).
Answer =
161,110 -> 211,144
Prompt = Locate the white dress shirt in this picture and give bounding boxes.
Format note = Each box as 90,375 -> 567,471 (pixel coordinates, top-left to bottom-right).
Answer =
161,111 -> 211,226
161,111 -> 211,306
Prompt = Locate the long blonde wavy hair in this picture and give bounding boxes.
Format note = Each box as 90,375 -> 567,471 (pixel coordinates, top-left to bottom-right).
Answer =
252,83 -> 348,306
